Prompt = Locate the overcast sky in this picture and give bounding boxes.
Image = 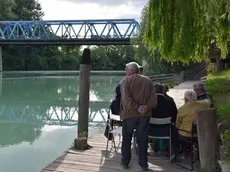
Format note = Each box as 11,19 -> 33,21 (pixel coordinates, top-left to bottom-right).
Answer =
38,0 -> 148,22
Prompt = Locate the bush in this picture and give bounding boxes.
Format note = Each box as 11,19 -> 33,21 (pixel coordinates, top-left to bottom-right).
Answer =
205,70 -> 230,122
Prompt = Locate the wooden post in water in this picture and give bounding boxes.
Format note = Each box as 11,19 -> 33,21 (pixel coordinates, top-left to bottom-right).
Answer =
196,108 -> 218,170
74,48 -> 91,150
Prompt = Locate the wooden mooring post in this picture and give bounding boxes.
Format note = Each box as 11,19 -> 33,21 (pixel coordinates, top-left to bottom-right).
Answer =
74,48 -> 91,150
196,108 -> 218,170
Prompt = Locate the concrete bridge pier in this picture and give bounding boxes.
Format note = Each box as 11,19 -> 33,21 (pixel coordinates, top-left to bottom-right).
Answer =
0,46 -> 2,72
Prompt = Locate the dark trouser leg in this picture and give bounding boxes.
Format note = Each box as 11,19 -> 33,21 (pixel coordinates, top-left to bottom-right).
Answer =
136,116 -> 150,168
121,117 -> 136,166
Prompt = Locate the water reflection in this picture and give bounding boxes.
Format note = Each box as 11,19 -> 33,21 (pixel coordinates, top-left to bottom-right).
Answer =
0,72 -> 2,96
0,73 -> 123,172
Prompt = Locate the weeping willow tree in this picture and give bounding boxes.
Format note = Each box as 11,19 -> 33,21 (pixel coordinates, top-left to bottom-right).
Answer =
133,4 -> 189,74
144,0 -> 230,63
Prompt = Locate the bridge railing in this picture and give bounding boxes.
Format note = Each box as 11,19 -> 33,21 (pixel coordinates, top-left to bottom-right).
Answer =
0,19 -> 140,45
148,73 -> 181,84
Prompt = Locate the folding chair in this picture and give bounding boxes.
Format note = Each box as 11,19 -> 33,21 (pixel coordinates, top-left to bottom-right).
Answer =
148,117 -> 172,161
105,110 -> 137,158
175,124 -> 199,171
105,109 -> 122,158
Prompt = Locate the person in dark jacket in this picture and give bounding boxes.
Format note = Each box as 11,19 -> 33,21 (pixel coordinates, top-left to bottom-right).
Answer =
163,84 -> 174,102
193,82 -> 210,100
110,82 -> 122,115
148,83 -> 178,158
151,83 -> 177,122
193,82 -> 214,107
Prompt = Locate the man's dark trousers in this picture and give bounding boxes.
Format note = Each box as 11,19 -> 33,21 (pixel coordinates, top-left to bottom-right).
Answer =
121,116 -> 150,168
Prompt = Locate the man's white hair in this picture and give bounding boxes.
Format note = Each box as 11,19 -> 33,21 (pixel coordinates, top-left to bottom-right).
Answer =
184,90 -> 197,101
193,82 -> 206,91
126,62 -> 141,73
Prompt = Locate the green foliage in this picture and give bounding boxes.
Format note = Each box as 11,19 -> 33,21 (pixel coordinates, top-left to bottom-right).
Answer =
133,3 -> 190,75
13,0 -> 44,20
0,0 -> 16,20
221,130 -> 230,165
90,45 -> 137,70
80,131 -> 88,138
222,130 -> 230,145
205,70 -> 230,122
145,0 -> 230,63
205,70 -> 230,94
0,0 -> 191,73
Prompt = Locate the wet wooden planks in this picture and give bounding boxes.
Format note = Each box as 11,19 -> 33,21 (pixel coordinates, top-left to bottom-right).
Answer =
41,134 -> 192,172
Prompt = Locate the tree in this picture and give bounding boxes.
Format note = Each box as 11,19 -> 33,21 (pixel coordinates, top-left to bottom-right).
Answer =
0,0 -> 16,20
13,0 -> 44,20
144,0 -> 230,63
133,3 -> 189,74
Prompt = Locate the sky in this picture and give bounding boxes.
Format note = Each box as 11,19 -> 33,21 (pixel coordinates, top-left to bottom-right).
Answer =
38,0 -> 148,22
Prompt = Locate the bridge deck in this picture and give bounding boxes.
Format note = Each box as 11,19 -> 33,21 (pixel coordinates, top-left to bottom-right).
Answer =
41,133 -> 199,172
0,38 -> 131,45
0,19 -> 139,45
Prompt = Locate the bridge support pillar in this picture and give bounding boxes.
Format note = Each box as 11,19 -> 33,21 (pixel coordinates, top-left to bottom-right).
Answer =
0,46 -> 2,72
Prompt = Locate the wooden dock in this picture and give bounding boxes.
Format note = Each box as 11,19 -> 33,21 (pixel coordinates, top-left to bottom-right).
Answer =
41,133 -> 198,172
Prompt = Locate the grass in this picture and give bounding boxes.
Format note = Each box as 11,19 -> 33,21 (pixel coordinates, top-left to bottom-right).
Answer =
205,69 -> 230,165
205,70 -> 230,123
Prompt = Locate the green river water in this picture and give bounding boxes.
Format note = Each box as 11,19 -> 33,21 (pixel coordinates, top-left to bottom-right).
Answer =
0,72 -> 123,172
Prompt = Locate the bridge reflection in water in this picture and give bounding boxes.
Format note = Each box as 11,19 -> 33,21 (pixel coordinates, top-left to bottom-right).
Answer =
0,101 -> 109,126
0,73 -> 122,149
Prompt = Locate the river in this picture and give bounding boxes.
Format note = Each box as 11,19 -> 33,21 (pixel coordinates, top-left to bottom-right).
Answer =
0,72 -> 123,172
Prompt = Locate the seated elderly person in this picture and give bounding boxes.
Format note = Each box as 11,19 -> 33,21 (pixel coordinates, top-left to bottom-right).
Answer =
175,90 -> 211,159
193,82 -> 211,100
151,83 -> 177,122
176,90 -> 211,138
148,83 -> 178,154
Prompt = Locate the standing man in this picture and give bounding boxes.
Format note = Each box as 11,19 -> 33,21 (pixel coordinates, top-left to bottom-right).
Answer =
120,62 -> 157,171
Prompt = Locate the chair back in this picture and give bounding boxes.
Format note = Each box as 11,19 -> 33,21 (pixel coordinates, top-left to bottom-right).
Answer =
150,117 -> 172,125
110,113 -> 121,122
148,117 -> 172,138
107,109 -> 122,129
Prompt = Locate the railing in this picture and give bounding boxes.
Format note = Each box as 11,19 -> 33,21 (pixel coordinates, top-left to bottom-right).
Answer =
185,62 -> 206,80
148,73 -> 181,84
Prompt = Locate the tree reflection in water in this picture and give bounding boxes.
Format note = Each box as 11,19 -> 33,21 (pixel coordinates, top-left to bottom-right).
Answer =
0,73 -> 123,147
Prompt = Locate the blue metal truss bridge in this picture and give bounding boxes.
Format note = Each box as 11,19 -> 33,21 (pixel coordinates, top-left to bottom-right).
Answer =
0,19 -> 140,45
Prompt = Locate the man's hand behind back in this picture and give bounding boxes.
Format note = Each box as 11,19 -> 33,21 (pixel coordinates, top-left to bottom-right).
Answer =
139,105 -> 148,114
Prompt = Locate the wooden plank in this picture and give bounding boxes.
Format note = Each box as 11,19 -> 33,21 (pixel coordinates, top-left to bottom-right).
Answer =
41,133 -> 198,172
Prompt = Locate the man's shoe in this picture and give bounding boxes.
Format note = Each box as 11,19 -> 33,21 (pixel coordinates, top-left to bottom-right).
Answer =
120,163 -> 129,169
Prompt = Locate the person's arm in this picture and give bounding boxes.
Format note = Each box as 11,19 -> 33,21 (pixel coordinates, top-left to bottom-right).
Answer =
121,77 -> 139,110
176,115 -> 182,128
145,82 -> 157,109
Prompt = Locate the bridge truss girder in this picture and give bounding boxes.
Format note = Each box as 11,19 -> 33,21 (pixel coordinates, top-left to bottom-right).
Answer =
0,105 -> 107,126
0,19 -> 140,45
